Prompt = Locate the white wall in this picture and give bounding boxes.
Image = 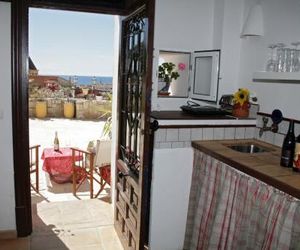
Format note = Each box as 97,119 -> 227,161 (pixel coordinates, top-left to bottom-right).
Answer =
152,0 -> 215,111
239,0 -> 300,119
149,148 -> 193,250
111,16 -> 121,209
218,0 -> 244,97
151,0 -> 245,111
0,1 -> 16,231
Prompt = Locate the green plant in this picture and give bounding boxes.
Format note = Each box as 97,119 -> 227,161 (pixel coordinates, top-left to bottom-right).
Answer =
99,93 -> 112,139
158,62 -> 180,84
101,116 -> 112,139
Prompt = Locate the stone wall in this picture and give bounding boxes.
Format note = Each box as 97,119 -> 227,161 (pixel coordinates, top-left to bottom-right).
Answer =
29,98 -> 112,120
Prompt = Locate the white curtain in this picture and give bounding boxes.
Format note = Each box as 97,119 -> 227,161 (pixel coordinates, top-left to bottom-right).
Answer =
184,150 -> 300,250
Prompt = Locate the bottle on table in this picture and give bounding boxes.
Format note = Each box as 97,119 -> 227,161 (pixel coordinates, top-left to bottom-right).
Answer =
293,134 -> 300,172
54,131 -> 60,151
280,120 -> 295,167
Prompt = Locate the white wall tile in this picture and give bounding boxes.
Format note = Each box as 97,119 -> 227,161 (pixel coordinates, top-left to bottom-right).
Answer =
257,128 -> 268,142
235,127 -> 245,139
154,143 -> 161,149
274,133 -> 284,147
256,115 -> 265,128
245,127 -> 255,139
166,129 -> 179,142
203,128 -> 213,140
295,123 -> 300,137
224,127 -> 235,139
178,129 -> 191,141
160,142 -> 172,149
171,142 -> 185,148
184,141 -> 191,147
213,127 -> 225,140
191,128 -> 203,141
278,120 -> 289,135
265,131 -> 275,145
155,129 -> 167,142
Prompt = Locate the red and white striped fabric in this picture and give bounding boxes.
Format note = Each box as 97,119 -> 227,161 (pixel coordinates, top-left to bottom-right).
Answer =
184,151 -> 300,250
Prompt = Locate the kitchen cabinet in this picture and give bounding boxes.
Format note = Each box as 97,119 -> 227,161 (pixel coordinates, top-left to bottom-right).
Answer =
184,144 -> 300,249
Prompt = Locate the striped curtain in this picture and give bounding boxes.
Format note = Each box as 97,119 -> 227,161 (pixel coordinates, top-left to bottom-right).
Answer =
184,150 -> 300,250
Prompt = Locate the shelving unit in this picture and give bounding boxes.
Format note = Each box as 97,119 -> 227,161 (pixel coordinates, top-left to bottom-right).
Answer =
253,71 -> 300,83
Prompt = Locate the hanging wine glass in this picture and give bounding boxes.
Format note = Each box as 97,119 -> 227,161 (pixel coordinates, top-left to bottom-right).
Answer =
266,44 -> 277,72
291,42 -> 300,72
276,43 -> 286,72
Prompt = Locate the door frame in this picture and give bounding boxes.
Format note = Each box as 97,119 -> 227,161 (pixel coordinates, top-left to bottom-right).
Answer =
10,0 -> 155,238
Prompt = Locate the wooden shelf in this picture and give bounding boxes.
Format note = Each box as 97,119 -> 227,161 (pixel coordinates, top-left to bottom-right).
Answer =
253,71 -> 300,83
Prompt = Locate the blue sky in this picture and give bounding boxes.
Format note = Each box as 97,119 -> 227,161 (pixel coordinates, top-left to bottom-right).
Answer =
29,8 -> 115,76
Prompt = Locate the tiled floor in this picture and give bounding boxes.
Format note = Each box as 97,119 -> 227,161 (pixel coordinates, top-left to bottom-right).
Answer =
0,199 -> 123,250
30,199 -> 123,250
0,119 -> 123,250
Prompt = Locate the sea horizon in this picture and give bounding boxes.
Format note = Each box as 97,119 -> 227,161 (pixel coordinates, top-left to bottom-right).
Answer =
59,75 -> 113,85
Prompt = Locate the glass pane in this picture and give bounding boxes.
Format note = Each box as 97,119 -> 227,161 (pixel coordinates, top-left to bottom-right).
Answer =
193,56 -> 212,96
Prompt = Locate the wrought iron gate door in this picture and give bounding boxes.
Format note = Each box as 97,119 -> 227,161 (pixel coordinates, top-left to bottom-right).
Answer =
115,5 -> 153,250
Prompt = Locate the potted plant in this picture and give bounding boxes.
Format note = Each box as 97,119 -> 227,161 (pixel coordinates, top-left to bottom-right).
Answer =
158,62 -> 180,96
232,88 -> 250,118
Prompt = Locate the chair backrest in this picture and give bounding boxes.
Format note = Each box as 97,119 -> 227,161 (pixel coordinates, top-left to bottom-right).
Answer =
29,145 -> 40,171
94,140 -> 111,167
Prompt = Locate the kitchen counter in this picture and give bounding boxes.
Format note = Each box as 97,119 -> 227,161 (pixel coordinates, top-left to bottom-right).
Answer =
192,139 -> 300,199
151,111 -> 256,128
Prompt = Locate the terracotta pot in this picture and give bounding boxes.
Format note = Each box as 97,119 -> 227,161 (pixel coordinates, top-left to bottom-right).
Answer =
232,103 -> 250,118
64,102 -> 75,118
35,101 -> 47,119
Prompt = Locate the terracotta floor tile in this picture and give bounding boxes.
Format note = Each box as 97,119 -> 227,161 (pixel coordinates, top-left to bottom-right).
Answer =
98,225 -> 119,242
0,237 -> 30,250
30,234 -> 68,250
65,228 -> 102,247
101,239 -> 124,250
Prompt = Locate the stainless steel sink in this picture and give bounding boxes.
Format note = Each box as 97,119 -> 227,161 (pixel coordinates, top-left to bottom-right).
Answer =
227,143 -> 270,154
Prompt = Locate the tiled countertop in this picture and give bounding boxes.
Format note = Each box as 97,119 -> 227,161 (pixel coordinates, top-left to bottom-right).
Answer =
192,139 -> 300,199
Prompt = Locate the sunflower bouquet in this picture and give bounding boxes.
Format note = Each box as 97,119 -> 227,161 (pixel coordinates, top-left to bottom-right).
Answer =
233,88 -> 250,106
232,88 -> 250,117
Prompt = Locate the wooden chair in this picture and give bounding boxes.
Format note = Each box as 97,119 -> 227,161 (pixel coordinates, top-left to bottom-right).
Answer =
29,145 -> 40,192
93,140 -> 111,198
71,148 -> 95,199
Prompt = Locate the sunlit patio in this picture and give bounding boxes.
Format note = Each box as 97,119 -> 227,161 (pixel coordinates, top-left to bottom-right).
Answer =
29,118 -> 110,203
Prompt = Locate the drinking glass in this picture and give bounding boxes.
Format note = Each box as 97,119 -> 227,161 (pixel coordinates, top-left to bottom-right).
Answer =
265,44 -> 277,72
276,43 -> 286,72
291,42 -> 300,72
283,48 -> 292,72
294,50 -> 300,72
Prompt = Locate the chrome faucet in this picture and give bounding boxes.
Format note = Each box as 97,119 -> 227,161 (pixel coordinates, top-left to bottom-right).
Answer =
259,117 -> 278,137
259,109 -> 283,137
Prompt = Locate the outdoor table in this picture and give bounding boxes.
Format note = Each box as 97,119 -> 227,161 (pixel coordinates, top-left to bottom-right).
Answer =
42,147 -> 82,184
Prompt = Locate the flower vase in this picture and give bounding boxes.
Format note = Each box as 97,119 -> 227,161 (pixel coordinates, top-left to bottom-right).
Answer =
158,82 -> 171,96
232,102 -> 250,118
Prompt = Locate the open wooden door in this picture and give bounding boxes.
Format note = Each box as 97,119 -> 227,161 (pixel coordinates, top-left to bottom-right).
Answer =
115,3 -> 155,250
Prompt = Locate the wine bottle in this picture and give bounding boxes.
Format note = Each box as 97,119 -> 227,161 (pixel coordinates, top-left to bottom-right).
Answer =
293,134 -> 300,172
280,120 -> 295,167
54,131 -> 59,151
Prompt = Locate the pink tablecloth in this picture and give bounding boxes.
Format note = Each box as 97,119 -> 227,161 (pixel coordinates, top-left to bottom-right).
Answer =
42,148 -> 82,183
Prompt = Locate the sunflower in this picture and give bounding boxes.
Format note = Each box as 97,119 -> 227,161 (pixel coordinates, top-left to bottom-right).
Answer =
233,88 -> 249,106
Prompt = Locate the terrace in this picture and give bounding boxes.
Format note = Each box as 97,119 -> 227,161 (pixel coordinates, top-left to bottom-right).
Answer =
29,117 -> 108,203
